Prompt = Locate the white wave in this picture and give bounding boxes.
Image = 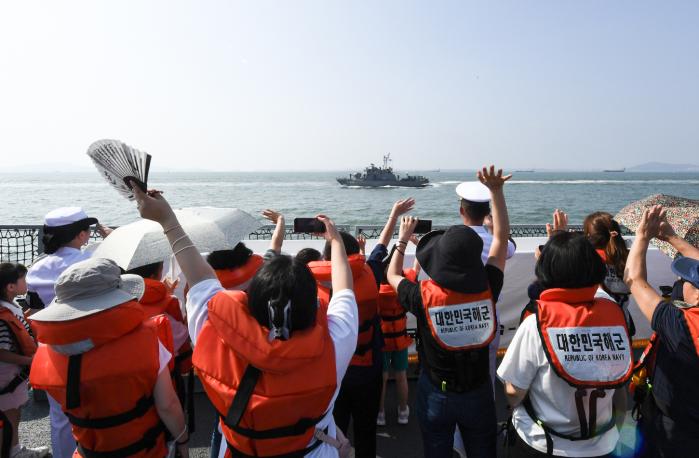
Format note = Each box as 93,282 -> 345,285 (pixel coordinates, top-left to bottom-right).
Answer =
438,181 -> 461,184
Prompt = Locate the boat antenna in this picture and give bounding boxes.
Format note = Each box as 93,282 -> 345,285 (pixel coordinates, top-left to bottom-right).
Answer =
383,153 -> 391,169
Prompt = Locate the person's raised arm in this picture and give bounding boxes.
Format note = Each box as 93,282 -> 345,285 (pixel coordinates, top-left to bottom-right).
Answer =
131,182 -> 216,287
387,216 -> 418,291
262,209 -> 285,255
479,166 -> 512,271
377,198 -> 415,247
546,209 -> 568,238
317,215 -> 352,292
624,205 -> 665,322
657,214 -> 699,260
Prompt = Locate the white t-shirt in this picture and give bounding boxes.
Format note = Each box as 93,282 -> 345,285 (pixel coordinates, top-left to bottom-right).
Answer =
186,279 -> 359,458
470,225 -> 516,264
497,313 -> 619,457
26,246 -> 92,305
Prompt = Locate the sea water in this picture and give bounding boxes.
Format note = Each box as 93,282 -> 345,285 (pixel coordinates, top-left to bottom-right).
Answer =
2,171 -> 698,226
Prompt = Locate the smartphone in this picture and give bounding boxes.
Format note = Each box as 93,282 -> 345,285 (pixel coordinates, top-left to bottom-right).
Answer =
414,219 -> 432,234
293,217 -> 326,233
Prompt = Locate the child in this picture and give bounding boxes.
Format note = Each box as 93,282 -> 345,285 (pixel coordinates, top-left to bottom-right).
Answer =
0,263 -> 49,458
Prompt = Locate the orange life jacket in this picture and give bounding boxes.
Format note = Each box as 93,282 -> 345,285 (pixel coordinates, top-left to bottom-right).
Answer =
378,281 -> 412,352
215,254 -> 264,290
419,280 -> 496,351
0,306 -> 37,397
523,286 -> 634,451
308,254 -> 379,366
0,306 -> 36,358
30,302 -> 168,458
139,279 -> 192,374
192,290 -> 337,457
536,286 -> 633,389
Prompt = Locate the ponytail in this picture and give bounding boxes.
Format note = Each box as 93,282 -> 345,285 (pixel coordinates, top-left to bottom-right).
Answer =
42,220 -> 92,254
583,212 -> 629,275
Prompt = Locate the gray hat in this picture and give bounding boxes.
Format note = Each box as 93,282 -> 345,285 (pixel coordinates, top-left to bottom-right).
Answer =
31,258 -> 145,322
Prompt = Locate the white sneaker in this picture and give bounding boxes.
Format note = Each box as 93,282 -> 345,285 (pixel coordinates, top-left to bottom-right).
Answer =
11,446 -> 51,458
398,406 -> 409,425
376,410 -> 386,426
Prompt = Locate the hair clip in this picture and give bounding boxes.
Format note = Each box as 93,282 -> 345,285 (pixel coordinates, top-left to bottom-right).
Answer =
268,300 -> 292,341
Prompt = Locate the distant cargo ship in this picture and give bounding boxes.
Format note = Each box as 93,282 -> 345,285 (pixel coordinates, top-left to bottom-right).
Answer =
337,154 -> 430,188
515,169 -> 535,173
603,168 -> 626,172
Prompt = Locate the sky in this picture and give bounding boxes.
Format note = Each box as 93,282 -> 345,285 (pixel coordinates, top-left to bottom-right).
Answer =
0,1 -> 697,172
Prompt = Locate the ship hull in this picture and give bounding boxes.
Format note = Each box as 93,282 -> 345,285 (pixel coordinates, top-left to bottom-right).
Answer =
337,178 -> 429,188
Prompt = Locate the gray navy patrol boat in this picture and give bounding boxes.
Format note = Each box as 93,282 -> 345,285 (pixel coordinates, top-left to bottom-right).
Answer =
337,154 -> 429,188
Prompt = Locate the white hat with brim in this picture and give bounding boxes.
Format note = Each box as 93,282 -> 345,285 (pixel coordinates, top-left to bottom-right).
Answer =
455,181 -> 491,203
30,258 -> 145,322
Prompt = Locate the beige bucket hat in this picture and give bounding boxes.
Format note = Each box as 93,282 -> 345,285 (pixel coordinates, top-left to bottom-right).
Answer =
30,258 -> 145,322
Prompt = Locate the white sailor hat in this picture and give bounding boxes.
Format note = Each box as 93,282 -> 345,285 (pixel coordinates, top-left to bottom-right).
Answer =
455,181 -> 491,203
44,207 -> 98,228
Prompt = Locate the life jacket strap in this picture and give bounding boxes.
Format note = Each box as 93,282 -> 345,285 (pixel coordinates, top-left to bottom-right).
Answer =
222,364 -> 328,440
0,369 -> 28,395
357,318 -> 373,333
380,311 -> 407,322
65,396 -> 155,429
522,393 -> 616,456
76,422 -> 165,458
226,427 -> 327,458
382,330 -> 408,339
66,354 -> 83,409
225,364 -> 261,429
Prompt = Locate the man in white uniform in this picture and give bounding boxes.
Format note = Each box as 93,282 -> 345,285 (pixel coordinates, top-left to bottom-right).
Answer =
25,207 -> 102,458
452,182 -> 516,456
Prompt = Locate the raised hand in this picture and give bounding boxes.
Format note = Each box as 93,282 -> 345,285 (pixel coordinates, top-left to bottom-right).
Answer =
131,180 -> 175,226
398,216 -> 419,243
656,211 -> 677,242
546,209 -> 569,237
477,165 -> 512,191
391,198 -> 416,218
357,233 -> 367,255
636,205 -> 666,241
409,234 -> 420,246
316,215 -> 341,242
262,209 -> 284,224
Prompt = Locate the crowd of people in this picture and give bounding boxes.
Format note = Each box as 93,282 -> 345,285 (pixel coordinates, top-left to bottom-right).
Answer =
0,165 -> 697,458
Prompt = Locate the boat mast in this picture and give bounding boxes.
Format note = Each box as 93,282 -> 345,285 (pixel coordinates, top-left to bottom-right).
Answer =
383,153 -> 391,169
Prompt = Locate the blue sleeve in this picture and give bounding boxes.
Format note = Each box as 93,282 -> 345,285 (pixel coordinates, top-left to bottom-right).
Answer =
652,301 -> 693,352
368,243 -> 388,263
366,243 -> 389,287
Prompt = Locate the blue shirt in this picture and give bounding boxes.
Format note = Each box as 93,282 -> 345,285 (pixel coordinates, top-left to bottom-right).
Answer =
651,301 -> 699,423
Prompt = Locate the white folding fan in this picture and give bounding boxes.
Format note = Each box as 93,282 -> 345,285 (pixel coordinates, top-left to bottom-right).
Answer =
87,139 -> 152,200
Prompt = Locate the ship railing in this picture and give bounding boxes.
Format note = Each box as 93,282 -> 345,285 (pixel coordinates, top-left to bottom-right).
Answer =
0,224 -> 632,266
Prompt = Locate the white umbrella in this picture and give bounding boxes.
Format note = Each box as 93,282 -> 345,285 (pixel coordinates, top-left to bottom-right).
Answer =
92,207 -> 262,270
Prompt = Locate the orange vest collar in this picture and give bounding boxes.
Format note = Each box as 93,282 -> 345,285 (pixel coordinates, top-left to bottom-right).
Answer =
308,254 -> 366,282
140,278 -> 168,305
216,254 -> 264,290
539,286 -> 599,304
206,290 -> 329,373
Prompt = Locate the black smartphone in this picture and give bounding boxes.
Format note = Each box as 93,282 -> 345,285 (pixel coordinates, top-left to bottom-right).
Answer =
293,217 -> 326,233
414,219 -> 432,234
